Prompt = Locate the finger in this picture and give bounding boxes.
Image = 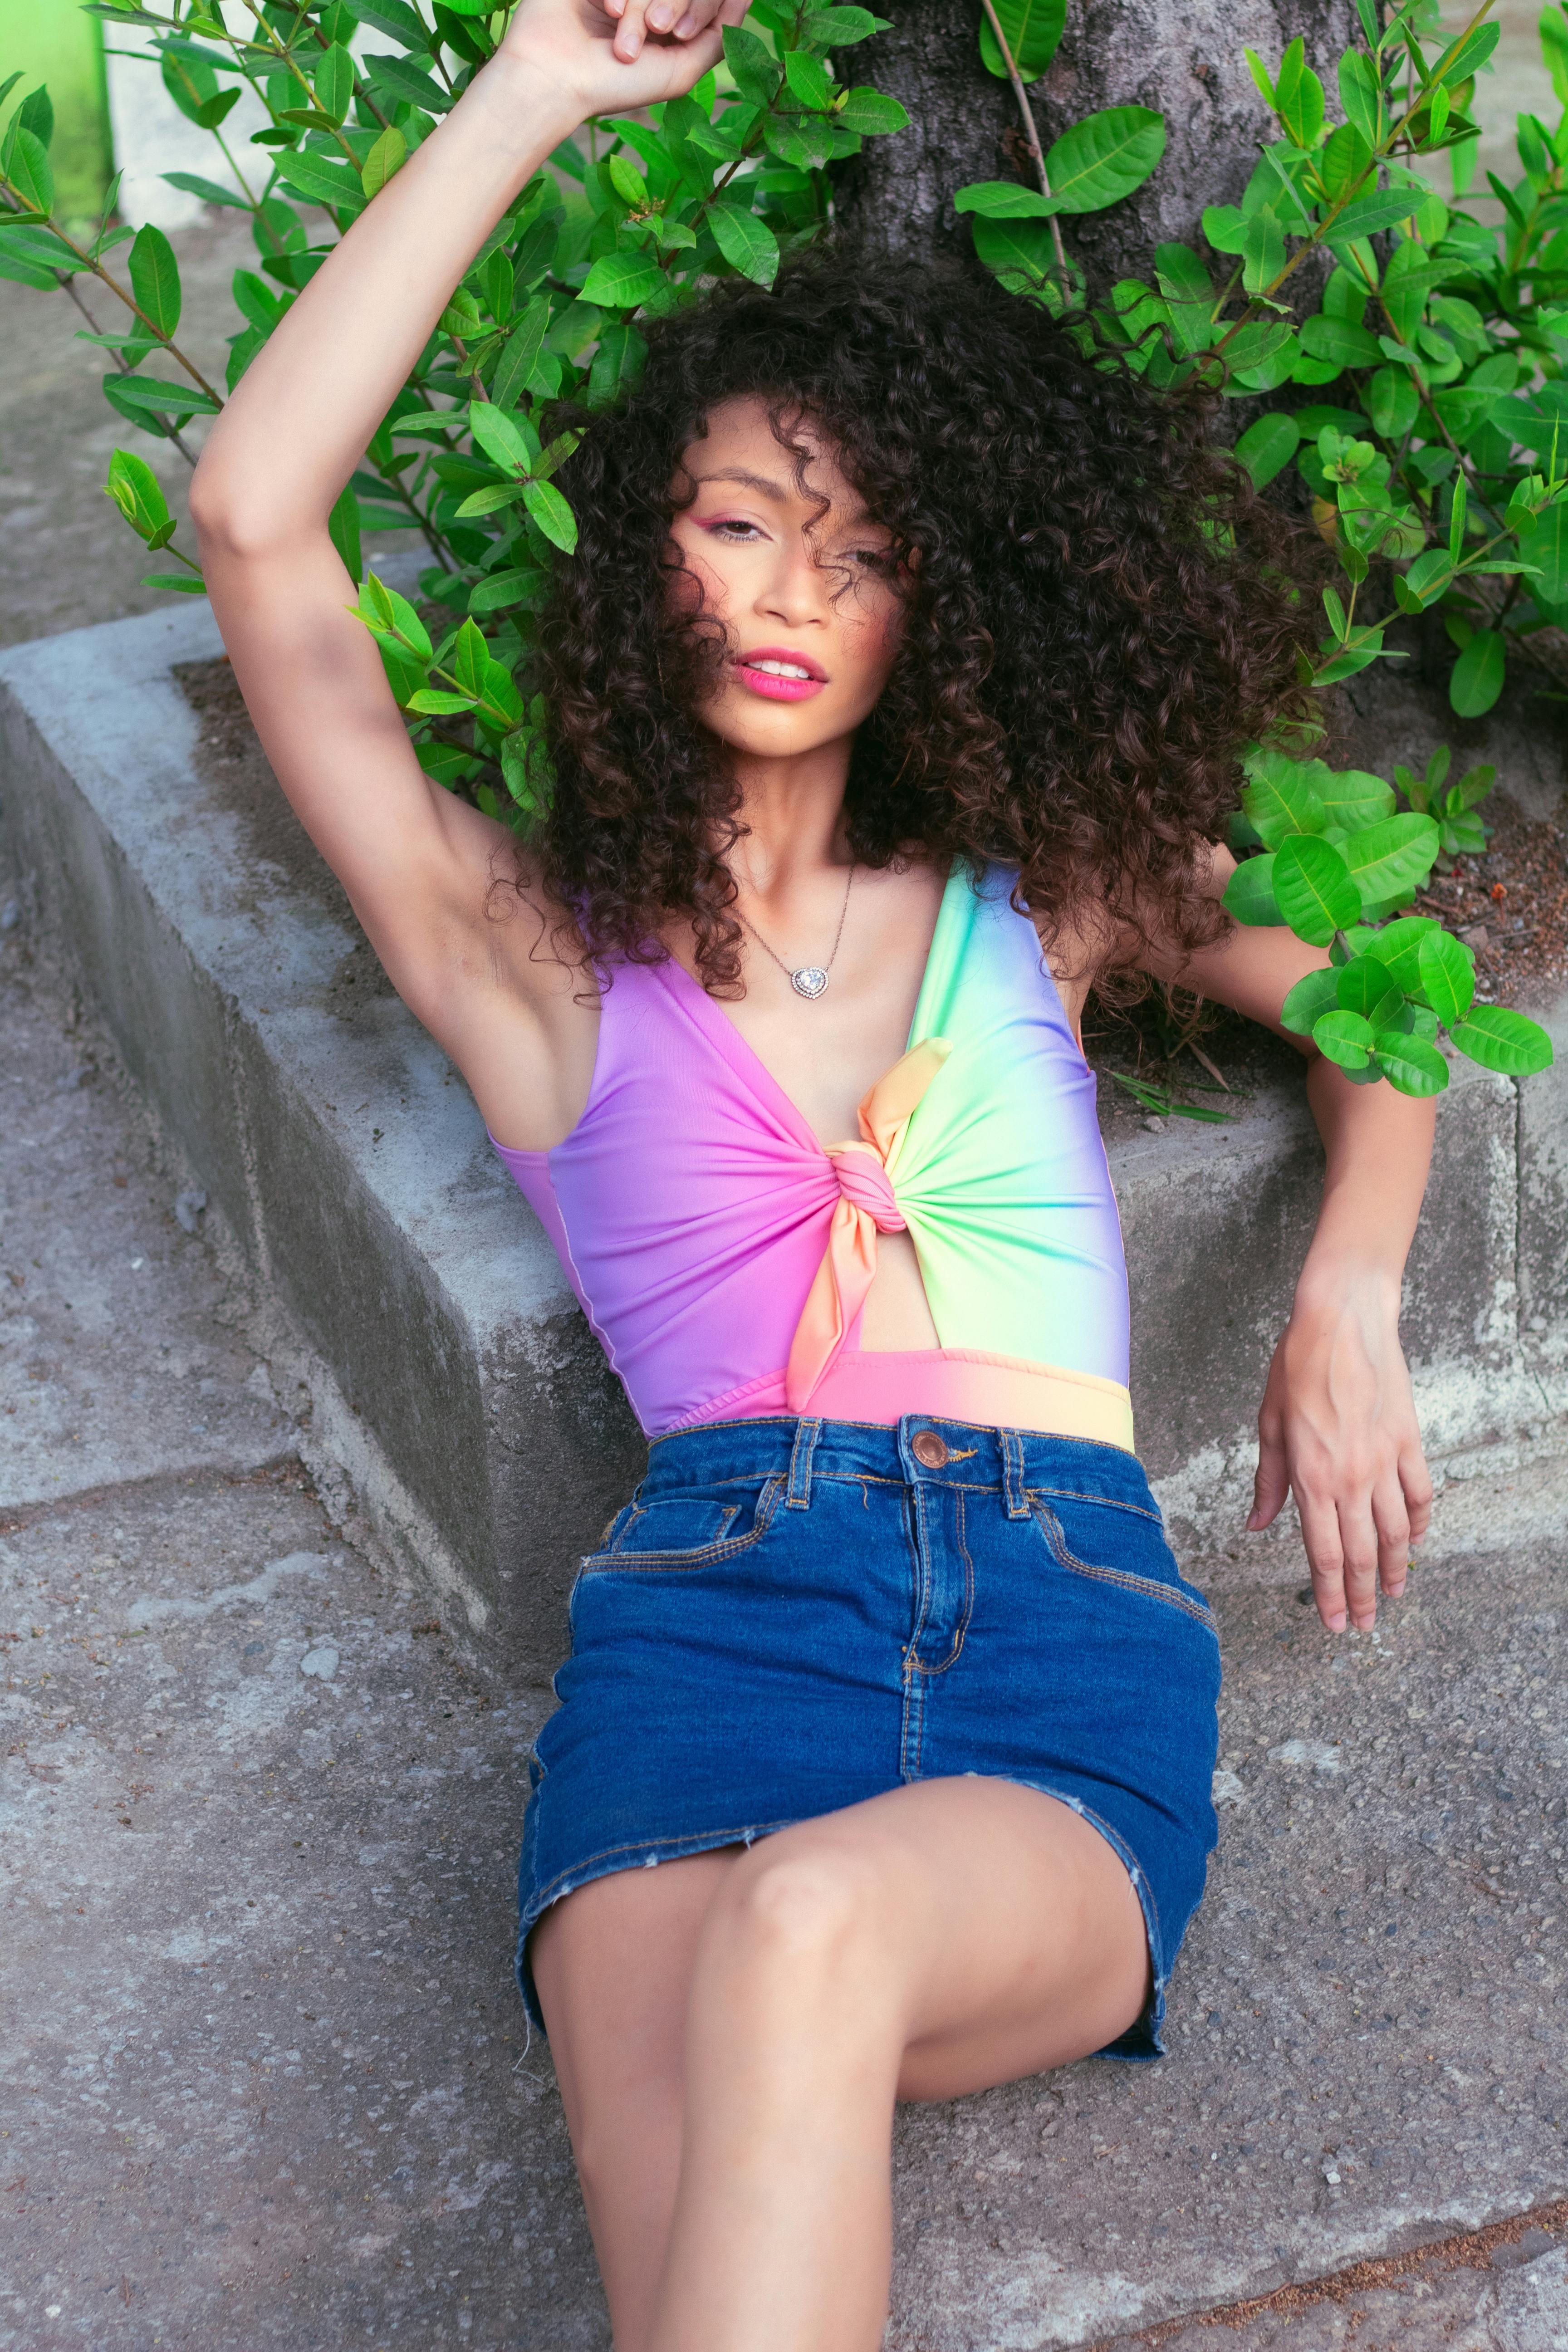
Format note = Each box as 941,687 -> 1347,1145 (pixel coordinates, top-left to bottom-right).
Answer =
1248,1411 -> 1289,1532
1401,1441 -> 1434,1546
1336,1496 -> 1380,1632
1296,1489 -> 1347,1632
610,0 -> 649,59
1372,1474 -> 1411,1601
669,0 -> 726,30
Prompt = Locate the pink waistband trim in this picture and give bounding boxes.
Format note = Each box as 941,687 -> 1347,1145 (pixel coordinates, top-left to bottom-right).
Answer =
670,1348 -> 1135,1453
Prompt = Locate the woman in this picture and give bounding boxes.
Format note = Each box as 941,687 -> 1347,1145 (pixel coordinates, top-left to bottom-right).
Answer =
190,0 -> 1437,2343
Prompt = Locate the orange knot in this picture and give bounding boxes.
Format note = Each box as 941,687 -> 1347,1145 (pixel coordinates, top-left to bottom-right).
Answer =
830,1147 -> 905,1232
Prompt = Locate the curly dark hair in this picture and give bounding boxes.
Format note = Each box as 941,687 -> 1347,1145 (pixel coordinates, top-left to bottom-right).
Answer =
529,251 -> 1318,996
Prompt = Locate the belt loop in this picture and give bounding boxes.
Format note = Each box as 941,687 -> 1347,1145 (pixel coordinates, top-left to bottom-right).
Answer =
787,1418 -> 822,1509
1002,1429 -> 1030,1519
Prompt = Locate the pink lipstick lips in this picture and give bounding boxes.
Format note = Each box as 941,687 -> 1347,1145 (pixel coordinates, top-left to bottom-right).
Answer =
732,646 -> 828,702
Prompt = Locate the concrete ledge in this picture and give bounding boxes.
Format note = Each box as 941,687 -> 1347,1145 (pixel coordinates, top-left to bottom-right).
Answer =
3,603 -> 1566,1673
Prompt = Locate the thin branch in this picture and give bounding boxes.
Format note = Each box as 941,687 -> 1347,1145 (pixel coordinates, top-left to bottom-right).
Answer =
977,0 -> 1067,277
59,274 -> 199,463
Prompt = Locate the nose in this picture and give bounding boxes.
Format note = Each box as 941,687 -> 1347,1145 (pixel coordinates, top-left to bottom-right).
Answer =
756,532 -> 830,633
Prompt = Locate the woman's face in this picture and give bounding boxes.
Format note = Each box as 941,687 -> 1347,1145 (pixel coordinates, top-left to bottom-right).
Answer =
665,396 -> 906,760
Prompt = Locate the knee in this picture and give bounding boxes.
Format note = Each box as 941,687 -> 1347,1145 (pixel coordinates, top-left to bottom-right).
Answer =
705,1843 -> 883,1986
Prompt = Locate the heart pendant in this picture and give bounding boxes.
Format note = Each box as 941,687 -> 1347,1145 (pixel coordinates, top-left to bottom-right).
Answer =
790,966 -> 828,1000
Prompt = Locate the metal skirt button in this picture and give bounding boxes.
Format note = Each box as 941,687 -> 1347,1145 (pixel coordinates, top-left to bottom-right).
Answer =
911,1430 -> 949,1469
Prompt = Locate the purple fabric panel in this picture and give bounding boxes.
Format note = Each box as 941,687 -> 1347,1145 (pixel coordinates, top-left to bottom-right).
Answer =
496,956 -> 840,1434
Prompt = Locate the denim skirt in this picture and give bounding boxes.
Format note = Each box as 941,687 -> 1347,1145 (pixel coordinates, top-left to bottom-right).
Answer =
518,1414 -> 1221,2060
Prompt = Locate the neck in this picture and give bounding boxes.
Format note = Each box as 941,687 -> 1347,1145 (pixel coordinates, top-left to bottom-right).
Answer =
726,735 -> 853,897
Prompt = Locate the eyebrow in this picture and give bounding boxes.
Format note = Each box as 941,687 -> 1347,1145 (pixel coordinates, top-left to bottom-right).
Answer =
687,466 -> 877,527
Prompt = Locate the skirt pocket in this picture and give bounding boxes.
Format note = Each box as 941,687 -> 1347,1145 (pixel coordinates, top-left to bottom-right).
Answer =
582,1471 -> 786,1575
1029,1493 -> 1216,1634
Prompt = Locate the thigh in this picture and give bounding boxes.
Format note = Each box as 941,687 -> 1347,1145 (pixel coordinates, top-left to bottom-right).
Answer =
530,1847 -> 745,2339
717,1775 -> 1151,2102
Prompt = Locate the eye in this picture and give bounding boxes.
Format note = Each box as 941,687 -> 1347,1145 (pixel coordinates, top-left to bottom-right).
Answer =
704,517 -> 767,543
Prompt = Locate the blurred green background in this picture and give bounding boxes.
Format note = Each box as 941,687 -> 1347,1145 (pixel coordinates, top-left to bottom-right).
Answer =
1,0 -> 111,224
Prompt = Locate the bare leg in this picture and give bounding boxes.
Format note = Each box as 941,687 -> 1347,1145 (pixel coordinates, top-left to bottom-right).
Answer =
532,1779 -> 1147,2352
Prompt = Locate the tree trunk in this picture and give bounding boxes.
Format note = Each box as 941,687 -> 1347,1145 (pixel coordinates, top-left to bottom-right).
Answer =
833,0 -> 1357,283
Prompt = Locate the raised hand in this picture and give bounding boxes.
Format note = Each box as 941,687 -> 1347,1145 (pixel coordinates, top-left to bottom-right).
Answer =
500,0 -> 751,117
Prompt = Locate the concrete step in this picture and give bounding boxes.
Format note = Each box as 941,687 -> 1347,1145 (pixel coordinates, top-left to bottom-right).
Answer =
4,603 -> 1567,1676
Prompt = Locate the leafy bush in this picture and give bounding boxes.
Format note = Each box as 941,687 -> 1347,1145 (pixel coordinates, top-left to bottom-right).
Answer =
0,0 -> 1556,1091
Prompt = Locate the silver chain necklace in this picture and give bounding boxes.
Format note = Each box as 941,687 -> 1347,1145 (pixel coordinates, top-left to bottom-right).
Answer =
735,864 -> 855,1000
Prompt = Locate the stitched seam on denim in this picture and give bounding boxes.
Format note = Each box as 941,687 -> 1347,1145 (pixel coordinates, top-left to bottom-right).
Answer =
581,1476 -> 783,1573
1027,1482 -> 1162,1525
990,1778 -> 1169,1980
914,1490 -> 975,1678
905,1482 -> 938,1667
899,1661 -> 925,1780
1031,1503 -> 1216,1631
524,1820 -> 801,1915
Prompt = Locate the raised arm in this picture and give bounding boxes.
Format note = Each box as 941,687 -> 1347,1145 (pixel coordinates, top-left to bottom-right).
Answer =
189,0 -> 739,1132
1141,853 -> 1436,1635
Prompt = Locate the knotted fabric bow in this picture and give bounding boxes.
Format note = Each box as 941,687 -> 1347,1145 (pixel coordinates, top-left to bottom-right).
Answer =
784,1036 -> 952,1411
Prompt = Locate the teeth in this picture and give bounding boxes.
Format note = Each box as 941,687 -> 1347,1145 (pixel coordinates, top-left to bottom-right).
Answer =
749,659 -> 814,680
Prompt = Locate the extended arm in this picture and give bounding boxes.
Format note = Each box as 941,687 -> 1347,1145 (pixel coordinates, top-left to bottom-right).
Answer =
189,0 -> 738,1138
1142,855 -> 1436,1632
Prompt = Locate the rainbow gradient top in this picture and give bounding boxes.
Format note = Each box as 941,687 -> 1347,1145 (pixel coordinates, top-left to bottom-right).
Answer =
491,861 -> 1132,1450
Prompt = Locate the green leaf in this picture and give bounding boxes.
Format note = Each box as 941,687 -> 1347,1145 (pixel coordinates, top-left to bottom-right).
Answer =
1367,363 -> 1419,440
128,224 -> 181,341
0,122 -> 54,217
971,215 -> 1057,289
361,50 -> 451,113
314,42 -> 355,124
101,373 -> 220,422
710,203 -> 780,288
341,0 -> 433,51
721,24 -> 781,106
454,483 -> 524,517
978,0 -> 1067,80
1432,16 -> 1499,85
162,169 -> 250,213
833,87 -> 908,134
1279,965 -> 1343,1034
1242,759 -> 1324,847
273,149 -> 368,217
1401,547 -> 1454,608
1449,627 -> 1505,716
360,124 -> 407,198
328,483 -> 363,583
492,296 -> 552,409
1341,812 -> 1439,909
468,398 -> 535,475
1234,412 -> 1300,489
1042,106 -> 1166,215
1241,206 -> 1285,295
1298,313 -> 1382,368
1416,929 -> 1475,1024
1448,1005 -> 1554,1075
1318,120 -> 1373,201
406,687 -> 476,715
522,477 -> 577,554
138,569 -> 206,595
104,447 -> 173,544
352,570 -> 431,661
1223,854 -> 1282,926
1361,915 -> 1438,992
1223,318 -> 1294,375
1371,1031 -> 1449,1095
1326,188 -> 1422,244
1312,1008 -> 1376,1068
783,49 -> 833,110
1202,204 -> 1247,255
579,250 -> 666,307
1316,767 -> 1395,831
469,567 -> 546,615
1273,833 -> 1362,945
954,181 -> 1060,218
1516,505 -> 1568,607
1274,42 -> 1325,148
1335,954 -> 1402,1024
1337,50 -> 1384,146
